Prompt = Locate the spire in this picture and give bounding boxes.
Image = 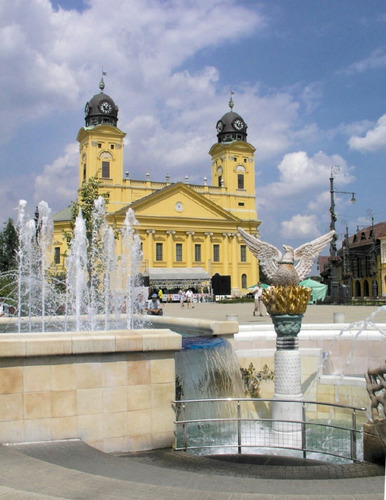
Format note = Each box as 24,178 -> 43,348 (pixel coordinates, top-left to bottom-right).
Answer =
228,89 -> 235,111
99,68 -> 107,93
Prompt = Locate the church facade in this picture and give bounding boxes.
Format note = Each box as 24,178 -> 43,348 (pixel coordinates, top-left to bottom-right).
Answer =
53,79 -> 261,295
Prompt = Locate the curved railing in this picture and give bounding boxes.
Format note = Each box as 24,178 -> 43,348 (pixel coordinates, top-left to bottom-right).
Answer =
173,398 -> 367,462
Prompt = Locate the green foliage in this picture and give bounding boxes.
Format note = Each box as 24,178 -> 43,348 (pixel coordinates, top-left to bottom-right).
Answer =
66,175 -> 109,246
0,219 -> 18,273
0,219 -> 19,302
240,363 -> 274,398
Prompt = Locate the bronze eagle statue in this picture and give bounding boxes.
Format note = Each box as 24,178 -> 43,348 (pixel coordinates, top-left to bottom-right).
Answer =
238,228 -> 335,286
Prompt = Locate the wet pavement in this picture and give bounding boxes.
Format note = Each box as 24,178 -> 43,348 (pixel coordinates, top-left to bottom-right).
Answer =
0,441 -> 384,499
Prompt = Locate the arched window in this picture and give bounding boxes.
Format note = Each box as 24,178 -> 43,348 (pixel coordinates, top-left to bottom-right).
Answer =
241,273 -> 247,289
102,161 -> 110,178
100,151 -> 113,178
237,173 -> 244,189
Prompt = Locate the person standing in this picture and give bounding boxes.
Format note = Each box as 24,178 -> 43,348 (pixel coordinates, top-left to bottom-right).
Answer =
252,283 -> 264,316
178,289 -> 185,308
186,289 -> 194,309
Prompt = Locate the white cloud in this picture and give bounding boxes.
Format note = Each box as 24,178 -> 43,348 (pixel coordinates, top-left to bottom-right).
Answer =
257,150 -> 354,208
343,48 -> 386,74
34,143 -> 78,209
0,0 -> 263,140
348,114 -> 386,152
281,214 -> 320,240
256,151 -> 355,245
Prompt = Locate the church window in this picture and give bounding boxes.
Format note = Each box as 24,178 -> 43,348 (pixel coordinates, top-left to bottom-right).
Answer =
110,144 -> 114,150
238,202 -> 244,207
102,161 -> 110,178
237,174 -> 244,189
176,243 -> 182,262
218,175 -> 222,187
54,247 -> 60,265
83,164 -> 87,182
213,244 -> 220,262
240,245 -> 246,262
241,274 -> 247,289
195,244 -> 201,262
156,243 -> 163,261
98,143 -> 102,148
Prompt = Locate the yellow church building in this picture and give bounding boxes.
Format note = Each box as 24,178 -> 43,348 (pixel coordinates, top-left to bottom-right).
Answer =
53,79 -> 261,295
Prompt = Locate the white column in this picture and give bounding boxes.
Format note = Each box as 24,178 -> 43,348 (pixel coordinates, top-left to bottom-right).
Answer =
146,229 -> 155,266
273,346 -> 303,438
186,231 -> 194,267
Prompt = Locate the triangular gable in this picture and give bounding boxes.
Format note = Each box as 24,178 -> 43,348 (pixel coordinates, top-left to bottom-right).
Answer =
112,182 -> 242,223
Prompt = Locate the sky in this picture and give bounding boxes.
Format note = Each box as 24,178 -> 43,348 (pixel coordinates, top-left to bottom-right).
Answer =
0,0 -> 385,257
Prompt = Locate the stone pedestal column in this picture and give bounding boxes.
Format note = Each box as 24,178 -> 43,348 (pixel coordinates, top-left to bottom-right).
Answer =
271,315 -> 303,435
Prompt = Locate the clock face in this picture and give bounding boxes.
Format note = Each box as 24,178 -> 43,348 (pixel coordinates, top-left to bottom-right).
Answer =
175,202 -> 184,212
233,118 -> 244,131
99,101 -> 113,114
216,120 -> 224,133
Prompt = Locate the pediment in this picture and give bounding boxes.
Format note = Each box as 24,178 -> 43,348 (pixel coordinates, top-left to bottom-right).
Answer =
112,182 -> 241,223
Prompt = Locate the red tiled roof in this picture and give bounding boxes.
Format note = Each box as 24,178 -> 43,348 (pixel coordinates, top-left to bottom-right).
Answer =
348,221 -> 386,247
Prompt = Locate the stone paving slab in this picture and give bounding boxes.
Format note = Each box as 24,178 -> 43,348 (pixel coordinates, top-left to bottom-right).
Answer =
157,302 -> 386,326
0,441 -> 384,499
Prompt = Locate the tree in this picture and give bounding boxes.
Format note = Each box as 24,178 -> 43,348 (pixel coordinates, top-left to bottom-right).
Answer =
66,175 -> 109,246
0,219 -> 18,273
0,218 -> 19,302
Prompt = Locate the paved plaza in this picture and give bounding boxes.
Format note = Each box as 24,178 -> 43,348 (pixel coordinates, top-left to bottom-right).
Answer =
160,301 -> 386,325
0,302 -> 384,499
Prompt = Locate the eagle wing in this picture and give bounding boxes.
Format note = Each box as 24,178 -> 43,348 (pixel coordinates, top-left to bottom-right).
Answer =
238,227 -> 282,281
294,230 -> 335,281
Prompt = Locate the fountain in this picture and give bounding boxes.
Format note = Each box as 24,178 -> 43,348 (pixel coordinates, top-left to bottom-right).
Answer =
0,204 -> 383,461
1,198 -> 143,333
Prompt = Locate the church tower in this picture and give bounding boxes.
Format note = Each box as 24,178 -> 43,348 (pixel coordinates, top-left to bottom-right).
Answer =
76,77 -> 126,210
209,95 -> 257,222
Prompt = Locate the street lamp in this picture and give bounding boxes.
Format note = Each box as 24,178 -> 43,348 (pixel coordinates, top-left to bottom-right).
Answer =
329,166 -> 356,303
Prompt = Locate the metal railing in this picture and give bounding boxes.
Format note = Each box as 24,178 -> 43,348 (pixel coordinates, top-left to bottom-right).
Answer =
173,398 -> 367,462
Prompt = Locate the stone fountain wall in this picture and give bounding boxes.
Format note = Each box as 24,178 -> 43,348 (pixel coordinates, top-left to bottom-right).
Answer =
0,329 -> 181,453
235,323 -> 386,420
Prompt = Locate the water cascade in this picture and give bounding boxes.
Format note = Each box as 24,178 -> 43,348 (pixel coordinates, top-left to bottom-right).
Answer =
175,335 -> 248,449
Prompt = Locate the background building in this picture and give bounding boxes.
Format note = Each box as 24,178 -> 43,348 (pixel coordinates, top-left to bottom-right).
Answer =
320,222 -> 386,300
53,79 -> 261,295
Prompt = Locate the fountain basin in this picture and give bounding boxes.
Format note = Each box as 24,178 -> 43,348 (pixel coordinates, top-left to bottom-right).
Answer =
0,327 -> 181,454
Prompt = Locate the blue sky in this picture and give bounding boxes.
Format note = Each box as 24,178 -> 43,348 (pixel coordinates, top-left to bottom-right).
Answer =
0,0 -> 385,255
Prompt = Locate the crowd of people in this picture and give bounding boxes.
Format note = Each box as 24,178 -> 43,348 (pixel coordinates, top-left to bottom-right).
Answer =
133,284 -> 269,318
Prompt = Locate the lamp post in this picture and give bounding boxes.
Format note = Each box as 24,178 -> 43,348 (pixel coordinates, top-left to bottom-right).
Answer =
329,166 -> 356,303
